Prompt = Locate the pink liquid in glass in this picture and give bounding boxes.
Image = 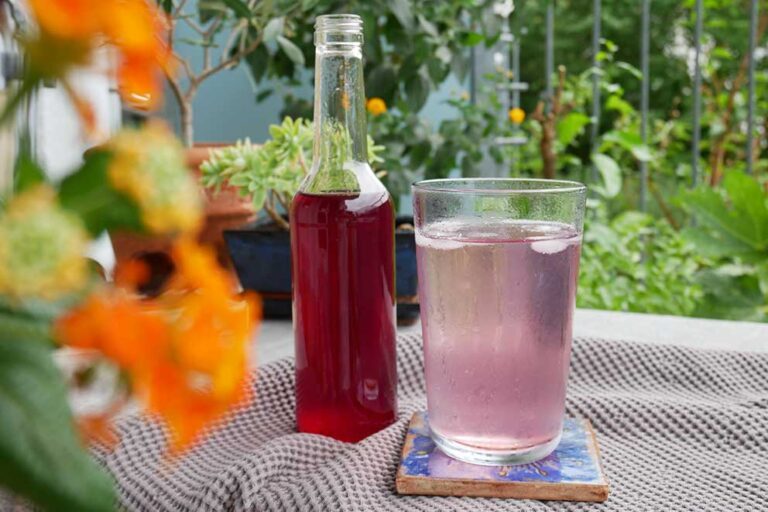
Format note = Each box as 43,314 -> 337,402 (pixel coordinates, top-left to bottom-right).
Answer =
416,220 -> 581,453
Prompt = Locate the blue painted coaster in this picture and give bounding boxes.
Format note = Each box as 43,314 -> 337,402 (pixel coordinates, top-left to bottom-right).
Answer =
396,412 -> 609,502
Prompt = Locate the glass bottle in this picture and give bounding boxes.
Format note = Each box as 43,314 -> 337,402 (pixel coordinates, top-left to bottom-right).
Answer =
290,14 -> 397,442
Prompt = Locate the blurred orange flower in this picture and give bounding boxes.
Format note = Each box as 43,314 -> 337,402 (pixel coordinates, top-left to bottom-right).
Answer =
25,0 -> 171,118
56,239 -> 260,454
508,107 -> 526,125
366,97 -> 387,116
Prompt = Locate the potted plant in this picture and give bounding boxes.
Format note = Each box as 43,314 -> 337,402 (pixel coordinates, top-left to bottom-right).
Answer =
112,0 -> 310,268
201,117 -> 419,323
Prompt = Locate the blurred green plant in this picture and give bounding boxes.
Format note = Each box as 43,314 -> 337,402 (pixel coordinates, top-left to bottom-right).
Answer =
200,117 -> 384,229
578,207 -> 704,316
680,172 -> 768,321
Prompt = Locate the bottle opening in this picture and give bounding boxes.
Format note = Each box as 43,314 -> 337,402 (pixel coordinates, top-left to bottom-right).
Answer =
314,14 -> 363,45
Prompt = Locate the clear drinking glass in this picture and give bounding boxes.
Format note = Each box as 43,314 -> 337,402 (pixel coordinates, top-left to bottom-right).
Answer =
413,178 -> 587,465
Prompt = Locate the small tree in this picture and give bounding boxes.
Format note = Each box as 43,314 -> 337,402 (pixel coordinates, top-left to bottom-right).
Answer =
158,0 -> 308,146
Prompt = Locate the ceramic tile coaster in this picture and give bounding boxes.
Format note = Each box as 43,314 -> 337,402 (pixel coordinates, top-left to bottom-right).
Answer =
396,412 -> 609,502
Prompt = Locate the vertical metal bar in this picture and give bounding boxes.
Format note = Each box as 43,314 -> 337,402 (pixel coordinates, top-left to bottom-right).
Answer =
545,0 -> 554,112
511,34 -> 521,176
512,35 -> 521,108
746,0 -> 758,174
640,0 -> 650,210
590,0 -> 602,182
691,0 -> 703,187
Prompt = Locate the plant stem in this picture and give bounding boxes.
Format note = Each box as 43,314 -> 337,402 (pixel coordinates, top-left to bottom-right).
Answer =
532,66 -> 571,180
648,175 -> 680,230
274,191 -> 290,213
263,194 -> 290,230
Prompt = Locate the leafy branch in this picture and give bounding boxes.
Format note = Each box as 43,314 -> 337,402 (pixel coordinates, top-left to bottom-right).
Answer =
160,0 -> 305,146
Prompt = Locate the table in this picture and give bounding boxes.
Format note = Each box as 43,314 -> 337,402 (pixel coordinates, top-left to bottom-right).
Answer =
255,309 -> 768,366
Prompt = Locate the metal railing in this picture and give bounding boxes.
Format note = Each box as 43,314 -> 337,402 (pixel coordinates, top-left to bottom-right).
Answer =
489,0 -> 762,200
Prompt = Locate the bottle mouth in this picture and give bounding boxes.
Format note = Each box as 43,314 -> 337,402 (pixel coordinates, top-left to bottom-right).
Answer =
315,14 -> 363,45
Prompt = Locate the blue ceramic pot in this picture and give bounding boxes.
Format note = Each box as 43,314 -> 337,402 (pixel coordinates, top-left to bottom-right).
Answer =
224,217 -> 419,323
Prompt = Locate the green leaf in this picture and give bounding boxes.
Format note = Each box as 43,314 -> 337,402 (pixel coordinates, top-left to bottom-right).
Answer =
722,171 -> 768,247
450,52 -> 470,82
605,94 -> 635,116
158,0 -> 173,13
0,337 -> 116,511
602,129 -> 652,162
251,188 -> 267,211
13,151 -> 47,194
197,0 -> 227,23
630,144 -> 653,162
367,65 -> 397,104
695,269 -> 765,321
404,70 -> 430,112
255,88 -> 273,102
556,112 -> 590,147
592,154 -> 622,198
616,61 -> 642,80
390,0 -> 415,30
221,0 -> 251,18
263,17 -> 284,43
58,151 -> 143,236
681,227 -> 755,259
246,43 -> 270,84
417,15 -> 439,37
681,179 -> 767,256
277,36 -> 305,66
459,32 -> 484,46
426,57 -> 448,84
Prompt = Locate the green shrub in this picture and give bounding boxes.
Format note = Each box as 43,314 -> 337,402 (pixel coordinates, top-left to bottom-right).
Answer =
578,209 -> 704,316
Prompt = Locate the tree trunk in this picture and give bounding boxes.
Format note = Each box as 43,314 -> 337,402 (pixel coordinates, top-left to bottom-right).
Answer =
540,122 -> 556,179
179,100 -> 194,148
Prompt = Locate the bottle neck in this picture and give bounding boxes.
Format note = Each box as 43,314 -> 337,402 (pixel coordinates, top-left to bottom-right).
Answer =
311,41 -> 368,171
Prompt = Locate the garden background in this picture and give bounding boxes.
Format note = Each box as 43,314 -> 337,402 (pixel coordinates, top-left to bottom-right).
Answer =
161,0 -> 767,322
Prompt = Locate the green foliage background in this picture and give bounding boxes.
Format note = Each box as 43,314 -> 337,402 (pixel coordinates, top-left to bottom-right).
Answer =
189,0 -> 767,320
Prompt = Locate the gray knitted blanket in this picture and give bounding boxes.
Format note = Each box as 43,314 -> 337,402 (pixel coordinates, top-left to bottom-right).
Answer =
95,334 -> 768,511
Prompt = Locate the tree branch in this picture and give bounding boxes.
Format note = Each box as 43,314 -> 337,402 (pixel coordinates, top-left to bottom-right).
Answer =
171,51 -> 195,82
648,175 -> 680,230
532,66 -> 570,179
166,73 -> 185,113
173,0 -> 189,17
204,16 -> 224,38
195,31 -> 263,86
182,15 -> 208,37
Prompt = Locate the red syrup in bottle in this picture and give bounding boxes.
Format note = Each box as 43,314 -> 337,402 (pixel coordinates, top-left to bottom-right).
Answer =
291,190 -> 397,442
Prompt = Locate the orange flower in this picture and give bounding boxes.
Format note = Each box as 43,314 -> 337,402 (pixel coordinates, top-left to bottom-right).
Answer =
24,0 -> 171,115
366,97 -> 387,116
55,239 -> 260,454
508,107 -> 526,125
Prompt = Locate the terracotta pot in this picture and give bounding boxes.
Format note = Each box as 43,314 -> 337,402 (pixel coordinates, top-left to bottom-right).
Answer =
110,143 -> 255,270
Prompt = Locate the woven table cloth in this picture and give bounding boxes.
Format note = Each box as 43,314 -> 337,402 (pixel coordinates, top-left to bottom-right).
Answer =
95,334 -> 768,511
